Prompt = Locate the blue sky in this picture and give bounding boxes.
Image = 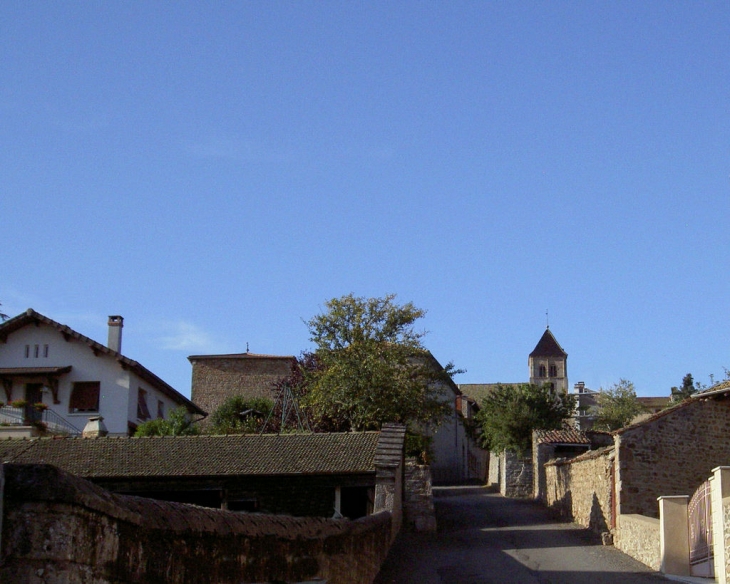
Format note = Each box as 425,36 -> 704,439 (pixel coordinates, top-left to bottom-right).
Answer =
2,2 -> 728,398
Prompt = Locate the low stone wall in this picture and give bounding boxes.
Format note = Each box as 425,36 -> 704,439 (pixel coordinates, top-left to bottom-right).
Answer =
501,450 -> 533,498
543,447 -> 614,533
614,514 -> 660,571
403,460 -> 436,532
0,464 -> 393,584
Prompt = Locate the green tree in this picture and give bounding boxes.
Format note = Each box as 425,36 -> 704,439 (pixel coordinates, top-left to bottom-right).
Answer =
670,373 -> 700,403
0,302 -> 8,322
593,379 -> 644,431
208,395 -> 274,434
303,294 -> 457,432
475,383 -> 576,455
134,406 -> 200,437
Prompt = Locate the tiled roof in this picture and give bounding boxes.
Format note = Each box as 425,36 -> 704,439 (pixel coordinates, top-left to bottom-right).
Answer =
529,328 -> 567,358
0,309 -> 205,416
534,427 -> 591,445
187,353 -> 296,362
0,432 -> 382,478
458,383 -> 522,404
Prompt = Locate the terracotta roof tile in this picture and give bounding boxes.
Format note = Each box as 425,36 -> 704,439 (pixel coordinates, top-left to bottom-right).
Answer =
534,427 -> 591,445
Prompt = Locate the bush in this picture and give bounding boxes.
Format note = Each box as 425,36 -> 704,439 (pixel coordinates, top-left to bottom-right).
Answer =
134,406 -> 200,437
209,396 -> 274,434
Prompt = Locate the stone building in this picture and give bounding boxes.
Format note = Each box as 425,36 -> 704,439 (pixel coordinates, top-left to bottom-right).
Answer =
528,327 -> 568,393
188,352 -> 295,426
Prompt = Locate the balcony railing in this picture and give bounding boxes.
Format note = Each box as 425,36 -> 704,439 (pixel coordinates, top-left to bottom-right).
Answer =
0,405 -> 82,436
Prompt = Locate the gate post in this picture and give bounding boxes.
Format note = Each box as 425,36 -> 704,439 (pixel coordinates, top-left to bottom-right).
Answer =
711,466 -> 730,584
658,495 -> 690,576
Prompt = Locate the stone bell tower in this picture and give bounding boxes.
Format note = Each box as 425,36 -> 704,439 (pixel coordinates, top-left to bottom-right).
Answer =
528,327 -> 568,393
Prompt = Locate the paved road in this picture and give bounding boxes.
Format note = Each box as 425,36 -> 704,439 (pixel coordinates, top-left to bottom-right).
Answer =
375,486 -> 669,584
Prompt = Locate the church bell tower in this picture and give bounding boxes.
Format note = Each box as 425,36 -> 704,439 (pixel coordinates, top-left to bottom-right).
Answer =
528,327 -> 568,393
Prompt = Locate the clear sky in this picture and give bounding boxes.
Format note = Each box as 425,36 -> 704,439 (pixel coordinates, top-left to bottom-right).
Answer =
2,2 -> 728,399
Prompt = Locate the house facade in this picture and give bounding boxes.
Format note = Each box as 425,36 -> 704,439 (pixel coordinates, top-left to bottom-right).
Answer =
0,309 -> 205,436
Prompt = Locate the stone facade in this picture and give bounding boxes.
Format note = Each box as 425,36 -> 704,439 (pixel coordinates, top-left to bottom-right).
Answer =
614,514 -> 661,571
543,447 -> 614,533
188,353 -> 295,425
616,396 -> 730,518
403,460 -> 437,532
0,463 -> 394,584
487,450 -> 500,488
500,450 -> 533,498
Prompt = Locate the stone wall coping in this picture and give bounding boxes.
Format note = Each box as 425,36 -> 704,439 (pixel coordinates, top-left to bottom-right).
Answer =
619,513 -> 660,527
712,466 -> 730,473
544,445 -> 614,467
656,495 -> 689,501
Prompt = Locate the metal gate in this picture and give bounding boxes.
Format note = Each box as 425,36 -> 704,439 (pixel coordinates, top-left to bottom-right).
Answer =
688,479 -> 714,578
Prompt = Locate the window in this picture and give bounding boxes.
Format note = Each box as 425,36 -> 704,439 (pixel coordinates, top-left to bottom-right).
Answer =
34,344 -> 39,358
549,364 -> 558,377
157,400 -> 164,419
24,345 -> 30,358
538,365 -> 546,378
43,344 -> 49,358
137,388 -> 151,420
69,382 -> 100,413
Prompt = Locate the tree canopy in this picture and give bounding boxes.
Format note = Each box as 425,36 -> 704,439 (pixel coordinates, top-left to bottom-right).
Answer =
592,379 -> 644,431
475,383 -> 575,455
670,373 -> 701,402
303,294 -> 456,432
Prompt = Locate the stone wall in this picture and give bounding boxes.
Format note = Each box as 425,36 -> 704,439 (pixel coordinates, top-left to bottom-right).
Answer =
487,451 -> 500,488
614,514 -> 660,571
0,463 -> 393,584
403,460 -> 436,532
500,450 -> 533,498
543,447 -> 614,533
189,355 -> 294,424
616,397 -> 730,518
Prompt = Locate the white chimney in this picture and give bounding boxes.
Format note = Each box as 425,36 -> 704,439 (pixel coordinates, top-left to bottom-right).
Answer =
107,315 -> 123,353
82,415 -> 109,438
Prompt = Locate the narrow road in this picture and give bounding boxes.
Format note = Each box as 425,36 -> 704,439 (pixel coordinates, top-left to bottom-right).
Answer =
375,486 -> 669,584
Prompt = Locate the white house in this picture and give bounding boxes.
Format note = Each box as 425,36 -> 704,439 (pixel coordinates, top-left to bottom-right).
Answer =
0,309 -> 205,436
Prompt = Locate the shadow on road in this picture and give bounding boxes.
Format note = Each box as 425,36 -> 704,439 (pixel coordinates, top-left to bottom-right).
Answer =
375,487 -> 668,584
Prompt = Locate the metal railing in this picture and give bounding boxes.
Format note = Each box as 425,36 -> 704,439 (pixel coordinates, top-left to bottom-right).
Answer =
0,405 -> 82,436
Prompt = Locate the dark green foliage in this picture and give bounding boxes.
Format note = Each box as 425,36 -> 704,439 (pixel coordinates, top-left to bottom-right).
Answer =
303,294 -> 457,432
670,373 -> 701,402
593,379 -> 644,431
134,406 -> 200,437
209,395 -> 275,434
475,383 -> 576,455
0,302 -> 7,321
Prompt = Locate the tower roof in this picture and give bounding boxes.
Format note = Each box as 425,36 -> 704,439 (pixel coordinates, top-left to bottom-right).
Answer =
529,328 -> 567,358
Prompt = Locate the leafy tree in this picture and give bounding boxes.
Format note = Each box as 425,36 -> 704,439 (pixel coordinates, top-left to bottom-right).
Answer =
134,406 -> 200,437
208,395 -> 274,434
303,294 -> 457,432
593,379 -> 644,431
0,302 -> 8,322
475,383 -> 575,455
670,373 -> 701,402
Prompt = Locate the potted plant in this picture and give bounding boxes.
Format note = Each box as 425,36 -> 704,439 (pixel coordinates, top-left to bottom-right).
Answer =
33,402 -> 48,411
10,399 -> 27,408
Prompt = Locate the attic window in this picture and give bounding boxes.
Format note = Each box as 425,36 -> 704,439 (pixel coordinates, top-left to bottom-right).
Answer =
69,382 -> 100,413
157,400 -> 164,419
137,388 -> 151,421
